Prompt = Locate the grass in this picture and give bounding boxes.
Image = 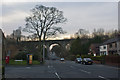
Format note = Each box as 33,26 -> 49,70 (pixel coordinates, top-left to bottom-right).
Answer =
9,60 -> 27,65
32,60 -> 41,65
4,60 -> 41,65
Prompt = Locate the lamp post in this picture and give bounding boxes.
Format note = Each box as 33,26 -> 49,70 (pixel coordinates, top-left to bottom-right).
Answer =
43,44 -> 45,62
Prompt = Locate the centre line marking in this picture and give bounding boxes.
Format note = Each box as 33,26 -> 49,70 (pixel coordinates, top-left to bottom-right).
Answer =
55,72 -> 61,79
70,66 -> 91,74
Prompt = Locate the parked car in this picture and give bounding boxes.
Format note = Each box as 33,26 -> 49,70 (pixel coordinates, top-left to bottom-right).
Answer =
75,58 -> 82,63
60,58 -> 65,61
82,58 -> 93,65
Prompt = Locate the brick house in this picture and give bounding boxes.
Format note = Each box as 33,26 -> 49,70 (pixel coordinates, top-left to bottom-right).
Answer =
6,44 -> 20,59
89,43 -> 100,56
0,29 -> 6,60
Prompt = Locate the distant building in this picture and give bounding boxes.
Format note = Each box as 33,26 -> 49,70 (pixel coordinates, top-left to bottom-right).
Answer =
89,43 -> 100,56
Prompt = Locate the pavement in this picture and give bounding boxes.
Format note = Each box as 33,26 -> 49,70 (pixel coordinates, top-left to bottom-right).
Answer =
5,60 -> 120,80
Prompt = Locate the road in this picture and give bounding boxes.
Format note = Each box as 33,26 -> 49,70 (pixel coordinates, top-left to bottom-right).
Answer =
5,60 -> 120,80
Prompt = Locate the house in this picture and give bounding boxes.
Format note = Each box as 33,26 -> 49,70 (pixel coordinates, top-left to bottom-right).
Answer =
0,29 -> 2,80
89,43 -> 100,56
100,37 -> 120,55
0,29 -> 6,60
6,44 -> 20,59
99,44 -> 108,56
0,29 -> 2,61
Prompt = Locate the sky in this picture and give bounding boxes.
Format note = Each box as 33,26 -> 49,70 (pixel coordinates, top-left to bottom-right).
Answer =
0,0 -> 119,39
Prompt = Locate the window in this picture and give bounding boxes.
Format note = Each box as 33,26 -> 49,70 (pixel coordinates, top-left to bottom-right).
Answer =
115,43 -> 117,48
103,46 -> 106,49
109,44 -> 112,48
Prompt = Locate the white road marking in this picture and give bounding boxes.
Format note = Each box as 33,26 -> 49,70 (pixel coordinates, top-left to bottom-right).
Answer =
98,76 -> 110,80
70,65 -> 91,74
48,65 -> 53,68
80,69 -> 91,74
98,75 -> 105,79
55,72 -> 61,79
48,65 -> 61,79
26,67 -> 31,69
70,66 -> 74,68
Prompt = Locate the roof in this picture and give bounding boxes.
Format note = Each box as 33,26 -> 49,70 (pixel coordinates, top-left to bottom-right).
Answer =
102,37 -> 120,45
90,43 -> 100,48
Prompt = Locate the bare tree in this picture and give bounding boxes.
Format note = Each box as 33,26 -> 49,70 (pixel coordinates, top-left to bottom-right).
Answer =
75,29 -> 89,38
10,27 -> 22,43
97,28 -> 104,36
23,5 -> 67,62
92,28 -> 104,37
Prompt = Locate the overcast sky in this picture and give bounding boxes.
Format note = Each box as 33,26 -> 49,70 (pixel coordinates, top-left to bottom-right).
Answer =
0,1 -> 118,39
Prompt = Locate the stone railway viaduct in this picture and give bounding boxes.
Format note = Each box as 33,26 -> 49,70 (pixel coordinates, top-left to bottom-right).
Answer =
20,39 -> 75,58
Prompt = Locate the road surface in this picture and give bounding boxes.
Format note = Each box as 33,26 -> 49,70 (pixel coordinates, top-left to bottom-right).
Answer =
5,60 -> 120,80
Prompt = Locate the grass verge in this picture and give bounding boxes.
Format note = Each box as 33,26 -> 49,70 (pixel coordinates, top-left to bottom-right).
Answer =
4,60 -> 41,65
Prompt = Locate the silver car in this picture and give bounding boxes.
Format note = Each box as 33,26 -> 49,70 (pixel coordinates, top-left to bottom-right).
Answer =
60,58 -> 65,61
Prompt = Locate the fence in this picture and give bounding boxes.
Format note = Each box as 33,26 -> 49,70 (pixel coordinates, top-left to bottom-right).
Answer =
105,55 -> 120,67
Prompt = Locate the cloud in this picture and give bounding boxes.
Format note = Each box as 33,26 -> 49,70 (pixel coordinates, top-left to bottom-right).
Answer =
56,2 -> 118,34
1,2 -> 118,36
2,10 -> 29,23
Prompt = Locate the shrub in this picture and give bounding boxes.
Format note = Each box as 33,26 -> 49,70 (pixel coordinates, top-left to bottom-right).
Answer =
67,55 -> 76,61
33,53 -> 39,60
81,55 -> 92,58
76,54 -> 80,58
91,56 -> 102,61
14,52 -> 27,60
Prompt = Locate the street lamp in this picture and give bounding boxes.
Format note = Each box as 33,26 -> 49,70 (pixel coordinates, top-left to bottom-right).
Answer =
43,44 -> 47,62
43,44 -> 45,62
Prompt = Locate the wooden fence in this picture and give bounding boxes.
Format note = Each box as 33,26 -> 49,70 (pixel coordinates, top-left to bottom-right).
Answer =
105,55 -> 120,67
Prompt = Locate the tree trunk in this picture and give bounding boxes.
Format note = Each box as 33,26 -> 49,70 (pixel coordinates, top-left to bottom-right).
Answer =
38,36 -> 42,63
42,32 -> 46,62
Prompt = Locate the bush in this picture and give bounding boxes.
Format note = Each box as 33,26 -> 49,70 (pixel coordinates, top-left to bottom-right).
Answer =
14,52 -> 27,60
81,55 -> 92,58
81,55 -> 105,62
76,54 -> 80,58
66,55 -> 76,61
91,56 -> 103,61
33,53 -> 39,60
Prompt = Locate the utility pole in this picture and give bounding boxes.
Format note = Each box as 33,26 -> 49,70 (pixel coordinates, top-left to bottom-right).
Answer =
43,44 -> 45,62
